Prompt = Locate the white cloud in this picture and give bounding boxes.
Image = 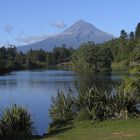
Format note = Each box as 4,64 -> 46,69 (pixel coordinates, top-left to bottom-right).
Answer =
4,24 -> 15,34
49,20 -> 67,29
16,35 -> 49,44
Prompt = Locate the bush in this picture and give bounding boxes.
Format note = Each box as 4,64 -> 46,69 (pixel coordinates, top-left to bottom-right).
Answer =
0,104 -> 36,140
77,84 -> 140,121
49,88 -> 77,122
121,77 -> 140,93
128,66 -> 140,74
49,81 -> 140,127
109,89 -> 140,120
77,86 -> 113,121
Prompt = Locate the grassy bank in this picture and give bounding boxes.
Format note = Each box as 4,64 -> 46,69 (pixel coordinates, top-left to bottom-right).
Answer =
40,119 -> 140,140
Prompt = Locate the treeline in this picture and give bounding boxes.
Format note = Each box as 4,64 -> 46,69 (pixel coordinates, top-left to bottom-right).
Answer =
0,43 -> 113,73
99,22 -> 140,73
0,44 -> 113,73
0,46 -> 73,73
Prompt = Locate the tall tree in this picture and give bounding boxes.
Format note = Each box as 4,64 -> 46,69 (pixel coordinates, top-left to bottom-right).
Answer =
120,29 -> 127,39
129,31 -> 135,39
135,23 -> 140,39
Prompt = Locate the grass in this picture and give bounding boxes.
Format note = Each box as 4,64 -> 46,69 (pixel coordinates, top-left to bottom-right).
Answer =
39,119 -> 140,140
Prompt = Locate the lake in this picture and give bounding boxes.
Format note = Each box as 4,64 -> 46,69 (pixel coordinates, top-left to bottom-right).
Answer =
0,70 -> 130,135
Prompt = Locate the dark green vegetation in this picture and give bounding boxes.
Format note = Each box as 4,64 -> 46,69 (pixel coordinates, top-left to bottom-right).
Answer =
49,89 -> 77,122
0,46 -> 73,73
72,42 -> 113,72
0,105 -> 35,140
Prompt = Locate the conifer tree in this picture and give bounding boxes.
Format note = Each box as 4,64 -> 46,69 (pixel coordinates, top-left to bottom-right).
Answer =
135,23 -> 140,38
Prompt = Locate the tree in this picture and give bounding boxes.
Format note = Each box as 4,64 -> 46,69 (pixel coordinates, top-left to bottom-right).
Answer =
52,46 -> 73,64
102,48 -> 113,71
46,52 -> 54,66
129,31 -> 135,39
72,42 -> 113,72
72,42 -> 98,72
120,29 -> 127,39
135,23 -> 140,39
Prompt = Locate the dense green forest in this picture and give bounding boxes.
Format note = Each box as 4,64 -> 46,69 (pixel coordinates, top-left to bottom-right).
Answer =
0,46 -> 73,73
0,22 -> 140,73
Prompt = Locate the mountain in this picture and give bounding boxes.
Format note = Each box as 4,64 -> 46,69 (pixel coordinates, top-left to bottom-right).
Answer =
18,20 -> 115,52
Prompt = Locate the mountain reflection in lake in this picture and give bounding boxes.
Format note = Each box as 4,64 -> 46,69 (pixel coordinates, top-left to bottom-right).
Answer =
0,70 -> 130,134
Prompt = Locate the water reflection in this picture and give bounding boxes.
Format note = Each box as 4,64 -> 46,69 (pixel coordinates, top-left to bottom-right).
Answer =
0,79 -> 17,88
74,72 -> 126,94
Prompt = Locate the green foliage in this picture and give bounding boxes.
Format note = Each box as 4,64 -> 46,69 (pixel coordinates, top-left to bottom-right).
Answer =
129,31 -> 135,39
135,23 -> 140,39
129,66 -> 140,74
78,85 -> 140,121
72,42 -> 113,72
26,49 -> 46,69
49,88 -> 77,122
100,29 -> 140,72
130,49 -> 140,61
0,46 -> 25,71
77,86 -> 112,121
120,29 -> 127,39
114,77 -> 140,119
0,45 -> 73,72
52,46 -> 74,64
111,90 -> 139,119
49,79 -> 140,128
0,104 -> 35,140
72,42 -> 96,72
120,77 -> 140,94
48,82 -> 140,136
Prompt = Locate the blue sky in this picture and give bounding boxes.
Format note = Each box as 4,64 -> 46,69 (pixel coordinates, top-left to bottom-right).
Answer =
0,0 -> 140,46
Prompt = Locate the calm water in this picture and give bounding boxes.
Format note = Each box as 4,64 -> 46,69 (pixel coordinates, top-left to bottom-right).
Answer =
0,70 -> 130,135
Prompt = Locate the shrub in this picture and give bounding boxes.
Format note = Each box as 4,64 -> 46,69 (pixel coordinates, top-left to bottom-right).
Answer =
114,78 -> 140,119
49,88 -> 77,122
49,81 -> 140,127
129,66 -> 140,74
0,104 -> 36,140
77,86 -> 113,121
77,84 -> 140,121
